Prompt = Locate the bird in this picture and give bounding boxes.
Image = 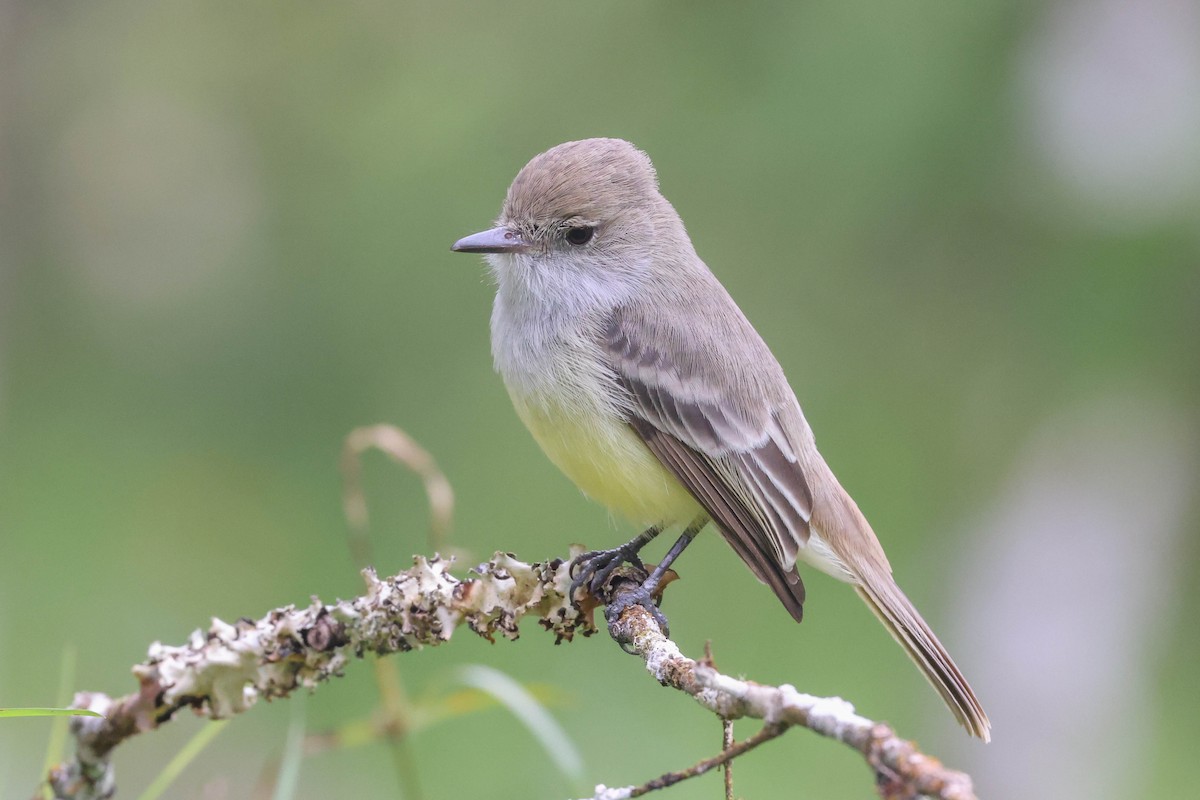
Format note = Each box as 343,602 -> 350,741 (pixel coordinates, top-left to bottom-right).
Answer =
451,137 -> 990,740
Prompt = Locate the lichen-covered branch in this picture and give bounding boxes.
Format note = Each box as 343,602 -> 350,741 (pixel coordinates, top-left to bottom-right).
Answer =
597,572 -> 979,800
45,552 -> 588,800
41,553 -> 976,800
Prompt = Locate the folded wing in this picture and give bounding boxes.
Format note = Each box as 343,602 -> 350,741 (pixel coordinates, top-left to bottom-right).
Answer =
602,306 -> 813,620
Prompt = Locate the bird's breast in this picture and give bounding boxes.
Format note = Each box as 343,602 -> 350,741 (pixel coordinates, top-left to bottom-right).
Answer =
491,298 -> 700,527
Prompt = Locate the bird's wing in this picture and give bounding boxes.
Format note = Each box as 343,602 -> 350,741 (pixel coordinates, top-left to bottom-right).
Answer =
603,297 -> 991,739
601,302 -> 813,621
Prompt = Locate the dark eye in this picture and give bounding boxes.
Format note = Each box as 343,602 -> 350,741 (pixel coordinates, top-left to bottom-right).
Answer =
565,226 -> 594,246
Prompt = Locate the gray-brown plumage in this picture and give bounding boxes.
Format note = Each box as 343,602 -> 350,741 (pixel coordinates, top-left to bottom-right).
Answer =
452,138 -> 991,741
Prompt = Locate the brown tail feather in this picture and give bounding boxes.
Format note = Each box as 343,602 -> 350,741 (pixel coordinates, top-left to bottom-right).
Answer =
855,579 -> 991,741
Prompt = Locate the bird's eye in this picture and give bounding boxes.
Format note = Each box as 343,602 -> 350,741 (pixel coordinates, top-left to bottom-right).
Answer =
565,226 -> 595,246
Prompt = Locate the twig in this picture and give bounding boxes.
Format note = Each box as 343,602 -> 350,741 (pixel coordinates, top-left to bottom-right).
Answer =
722,718 -> 735,800
340,424 -> 456,564
633,723 -> 782,797
700,640 -> 736,800
597,571 -> 979,800
40,554 -> 977,800
340,423 -> 449,799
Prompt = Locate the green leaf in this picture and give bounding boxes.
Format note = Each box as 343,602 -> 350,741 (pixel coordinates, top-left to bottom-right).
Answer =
411,683 -> 569,730
135,720 -> 228,800
0,708 -> 102,718
272,692 -> 308,800
455,665 -> 584,787
40,645 -> 82,800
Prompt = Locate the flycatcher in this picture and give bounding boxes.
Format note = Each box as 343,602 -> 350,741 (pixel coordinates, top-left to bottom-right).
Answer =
451,138 -> 990,740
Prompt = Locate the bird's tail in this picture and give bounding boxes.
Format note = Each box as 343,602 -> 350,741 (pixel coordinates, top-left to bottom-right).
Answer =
855,576 -> 991,741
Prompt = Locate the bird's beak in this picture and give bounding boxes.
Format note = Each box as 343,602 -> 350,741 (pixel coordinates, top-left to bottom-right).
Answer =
451,226 -> 529,254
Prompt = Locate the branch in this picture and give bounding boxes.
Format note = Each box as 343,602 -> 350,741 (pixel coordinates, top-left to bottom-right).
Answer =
590,721 -> 787,799
44,552 -> 585,800
41,553 -> 976,800
589,571 -> 979,800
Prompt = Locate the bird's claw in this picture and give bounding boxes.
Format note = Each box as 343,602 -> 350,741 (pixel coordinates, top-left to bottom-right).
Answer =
605,583 -> 671,644
570,544 -> 672,649
568,545 -> 646,602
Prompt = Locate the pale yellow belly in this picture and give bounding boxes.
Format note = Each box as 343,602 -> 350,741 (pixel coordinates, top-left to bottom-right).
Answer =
509,390 -> 703,527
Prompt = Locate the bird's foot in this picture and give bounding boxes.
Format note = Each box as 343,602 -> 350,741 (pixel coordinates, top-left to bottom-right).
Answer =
569,543 -> 647,604
604,580 -> 671,641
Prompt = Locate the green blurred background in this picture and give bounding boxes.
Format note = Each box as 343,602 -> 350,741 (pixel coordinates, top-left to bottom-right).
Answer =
2,1 -> 1198,798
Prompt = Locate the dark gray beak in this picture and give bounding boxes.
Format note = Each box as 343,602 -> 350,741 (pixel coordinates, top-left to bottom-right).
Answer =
451,226 -> 529,254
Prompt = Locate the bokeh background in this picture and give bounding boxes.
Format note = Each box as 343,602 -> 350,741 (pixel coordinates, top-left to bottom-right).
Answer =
3,1 -> 1198,798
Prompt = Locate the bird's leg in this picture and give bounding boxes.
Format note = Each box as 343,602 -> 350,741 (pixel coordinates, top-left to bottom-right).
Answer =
642,516 -> 706,596
605,516 -> 707,637
569,525 -> 662,603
